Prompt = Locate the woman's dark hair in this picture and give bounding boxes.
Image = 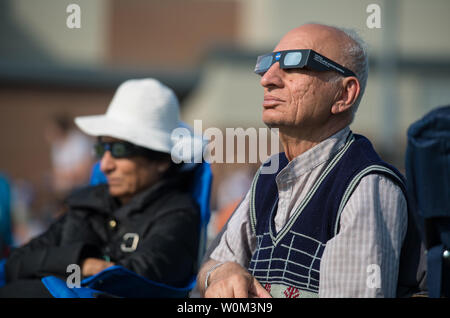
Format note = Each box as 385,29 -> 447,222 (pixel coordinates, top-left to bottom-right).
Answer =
140,148 -> 185,179
140,148 -> 172,162
130,144 -> 199,192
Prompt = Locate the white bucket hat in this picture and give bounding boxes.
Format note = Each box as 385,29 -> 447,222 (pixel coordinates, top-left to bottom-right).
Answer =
75,78 -> 202,163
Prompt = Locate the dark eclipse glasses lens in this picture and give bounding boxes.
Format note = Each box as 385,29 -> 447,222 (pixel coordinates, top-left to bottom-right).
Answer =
254,49 -> 356,77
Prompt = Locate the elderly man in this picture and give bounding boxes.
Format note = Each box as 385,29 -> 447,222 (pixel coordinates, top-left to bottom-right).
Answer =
197,24 -> 424,298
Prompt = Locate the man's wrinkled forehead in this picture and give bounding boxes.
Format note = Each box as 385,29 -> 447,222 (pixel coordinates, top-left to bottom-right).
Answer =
274,30 -> 315,51
274,24 -> 347,61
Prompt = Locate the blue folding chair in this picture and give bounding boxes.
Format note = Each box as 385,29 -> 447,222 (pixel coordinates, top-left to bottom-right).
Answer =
0,173 -> 12,257
89,161 -> 107,186
42,160 -> 212,298
405,105 -> 450,297
42,265 -> 197,298
0,174 -> 12,288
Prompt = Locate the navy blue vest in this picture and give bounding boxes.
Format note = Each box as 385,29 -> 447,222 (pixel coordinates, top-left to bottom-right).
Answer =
247,132 -> 409,298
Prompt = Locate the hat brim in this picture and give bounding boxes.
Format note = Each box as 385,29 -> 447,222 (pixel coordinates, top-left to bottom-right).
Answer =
75,115 -> 205,163
75,114 -> 174,153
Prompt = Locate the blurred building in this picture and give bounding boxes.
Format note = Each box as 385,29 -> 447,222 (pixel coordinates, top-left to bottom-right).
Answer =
0,0 -> 238,224
0,0 -> 449,238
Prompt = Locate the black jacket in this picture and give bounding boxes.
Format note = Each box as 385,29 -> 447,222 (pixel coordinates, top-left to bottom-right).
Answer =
5,177 -> 200,288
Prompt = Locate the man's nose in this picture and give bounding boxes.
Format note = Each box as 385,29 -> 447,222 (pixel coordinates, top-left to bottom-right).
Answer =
260,62 -> 284,88
100,151 -> 115,174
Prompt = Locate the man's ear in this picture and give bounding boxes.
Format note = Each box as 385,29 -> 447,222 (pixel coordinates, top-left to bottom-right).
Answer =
331,77 -> 360,115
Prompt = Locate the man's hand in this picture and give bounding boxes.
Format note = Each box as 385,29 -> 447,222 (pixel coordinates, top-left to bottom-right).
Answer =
203,261 -> 271,298
81,258 -> 115,277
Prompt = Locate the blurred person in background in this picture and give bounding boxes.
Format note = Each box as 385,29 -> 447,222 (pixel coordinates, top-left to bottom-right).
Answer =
213,167 -> 253,235
197,23 -> 425,298
0,173 -> 12,258
9,179 -> 42,246
0,78 -> 200,297
44,112 -> 95,202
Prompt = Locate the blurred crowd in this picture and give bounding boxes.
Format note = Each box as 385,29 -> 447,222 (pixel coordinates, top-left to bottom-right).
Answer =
1,112 -> 96,247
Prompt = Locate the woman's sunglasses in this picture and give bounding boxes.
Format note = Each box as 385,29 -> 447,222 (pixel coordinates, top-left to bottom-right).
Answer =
94,141 -> 150,159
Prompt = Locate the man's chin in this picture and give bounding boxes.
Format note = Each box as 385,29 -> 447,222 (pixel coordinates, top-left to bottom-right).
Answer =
262,116 -> 282,129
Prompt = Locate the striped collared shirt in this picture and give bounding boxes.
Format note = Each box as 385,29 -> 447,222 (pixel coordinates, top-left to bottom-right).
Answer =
209,126 -> 407,297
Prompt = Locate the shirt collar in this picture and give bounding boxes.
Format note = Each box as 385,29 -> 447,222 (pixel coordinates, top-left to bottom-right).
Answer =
277,126 -> 351,183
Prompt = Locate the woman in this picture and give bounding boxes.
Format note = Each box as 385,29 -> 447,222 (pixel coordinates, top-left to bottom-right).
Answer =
0,79 -> 201,297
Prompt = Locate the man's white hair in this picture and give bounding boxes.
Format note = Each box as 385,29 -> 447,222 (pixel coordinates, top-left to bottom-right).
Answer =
334,27 -> 369,120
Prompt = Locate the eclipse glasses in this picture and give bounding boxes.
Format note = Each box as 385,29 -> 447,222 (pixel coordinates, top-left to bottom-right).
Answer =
254,49 -> 356,77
